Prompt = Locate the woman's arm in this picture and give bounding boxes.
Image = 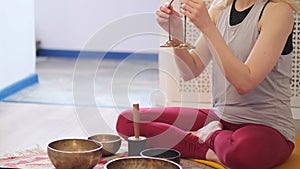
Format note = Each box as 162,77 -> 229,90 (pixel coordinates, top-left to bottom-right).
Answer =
181,0 -> 294,94
156,4 -> 202,81
172,36 -> 211,81
171,5 -> 223,81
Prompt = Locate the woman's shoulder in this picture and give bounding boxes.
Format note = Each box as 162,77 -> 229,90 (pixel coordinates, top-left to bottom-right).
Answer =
259,1 -> 294,27
264,1 -> 294,16
258,0 -> 294,38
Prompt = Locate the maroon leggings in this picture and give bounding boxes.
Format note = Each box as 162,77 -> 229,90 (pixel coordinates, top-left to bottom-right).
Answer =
116,107 -> 294,169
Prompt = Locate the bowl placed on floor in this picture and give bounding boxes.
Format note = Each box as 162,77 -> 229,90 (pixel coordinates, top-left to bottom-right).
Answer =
140,148 -> 181,164
88,134 -> 122,157
47,138 -> 103,169
104,156 -> 182,169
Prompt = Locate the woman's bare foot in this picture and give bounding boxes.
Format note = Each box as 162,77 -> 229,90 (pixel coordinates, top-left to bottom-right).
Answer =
206,149 -> 222,164
205,149 -> 225,167
195,121 -> 223,142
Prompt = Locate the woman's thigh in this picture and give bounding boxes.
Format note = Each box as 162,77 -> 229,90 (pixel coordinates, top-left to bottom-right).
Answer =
209,124 -> 294,169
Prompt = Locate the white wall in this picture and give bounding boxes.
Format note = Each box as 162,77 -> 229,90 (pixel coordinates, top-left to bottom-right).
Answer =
35,0 -> 161,53
0,0 -> 36,89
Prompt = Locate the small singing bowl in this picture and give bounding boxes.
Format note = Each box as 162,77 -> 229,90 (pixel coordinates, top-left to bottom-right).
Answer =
104,156 -> 182,169
88,134 -> 121,157
47,138 -> 103,169
140,148 -> 181,164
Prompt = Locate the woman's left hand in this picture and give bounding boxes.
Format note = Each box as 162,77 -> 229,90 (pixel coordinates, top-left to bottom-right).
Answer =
180,0 -> 214,33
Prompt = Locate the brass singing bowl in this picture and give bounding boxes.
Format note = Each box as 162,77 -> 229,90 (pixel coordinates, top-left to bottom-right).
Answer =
140,148 -> 181,164
104,156 -> 182,169
47,138 -> 103,169
88,134 -> 122,157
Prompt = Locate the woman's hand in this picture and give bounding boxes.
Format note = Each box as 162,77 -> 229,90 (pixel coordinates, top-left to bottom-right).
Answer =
156,2 -> 183,40
180,0 -> 214,33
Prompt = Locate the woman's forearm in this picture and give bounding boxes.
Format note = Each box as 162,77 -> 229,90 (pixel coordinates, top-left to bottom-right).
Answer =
173,42 -> 206,81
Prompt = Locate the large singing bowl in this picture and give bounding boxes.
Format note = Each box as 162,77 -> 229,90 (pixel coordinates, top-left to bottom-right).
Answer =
47,138 -> 103,169
104,156 -> 182,169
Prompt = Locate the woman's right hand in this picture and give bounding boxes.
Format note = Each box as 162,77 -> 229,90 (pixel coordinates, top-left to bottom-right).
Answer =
156,2 -> 183,41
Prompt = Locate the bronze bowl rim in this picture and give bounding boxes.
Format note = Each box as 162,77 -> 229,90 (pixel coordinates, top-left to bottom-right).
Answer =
140,148 -> 181,164
104,156 -> 183,169
47,138 -> 103,154
88,134 -> 122,144
140,148 -> 181,160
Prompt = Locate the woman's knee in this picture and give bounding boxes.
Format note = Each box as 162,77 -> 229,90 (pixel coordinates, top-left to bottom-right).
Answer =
219,126 -> 291,169
223,142 -> 268,169
116,109 -> 134,137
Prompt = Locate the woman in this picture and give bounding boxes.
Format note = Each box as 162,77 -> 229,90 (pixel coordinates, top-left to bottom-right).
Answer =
116,0 -> 299,168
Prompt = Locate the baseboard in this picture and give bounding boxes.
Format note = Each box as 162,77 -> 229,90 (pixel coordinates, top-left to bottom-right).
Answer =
0,74 -> 39,100
37,49 -> 158,61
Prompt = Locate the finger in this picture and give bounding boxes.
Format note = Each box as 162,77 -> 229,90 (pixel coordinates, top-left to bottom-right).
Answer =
181,0 -> 200,5
164,2 -> 180,14
164,1 -> 172,8
168,5 -> 174,11
160,4 -> 172,14
170,9 -> 181,18
181,0 -> 201,11
180,6 -> 194,19
180,3 -> 197,14
156,17 -> 169,24
156,10 -> 169,20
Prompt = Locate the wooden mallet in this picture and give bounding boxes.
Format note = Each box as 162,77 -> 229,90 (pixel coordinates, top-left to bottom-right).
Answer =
128,103 -> 146,156
133,103 -> 140,139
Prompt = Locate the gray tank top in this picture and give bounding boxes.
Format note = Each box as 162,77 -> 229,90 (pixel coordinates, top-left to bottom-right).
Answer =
213,0 -> 295,143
